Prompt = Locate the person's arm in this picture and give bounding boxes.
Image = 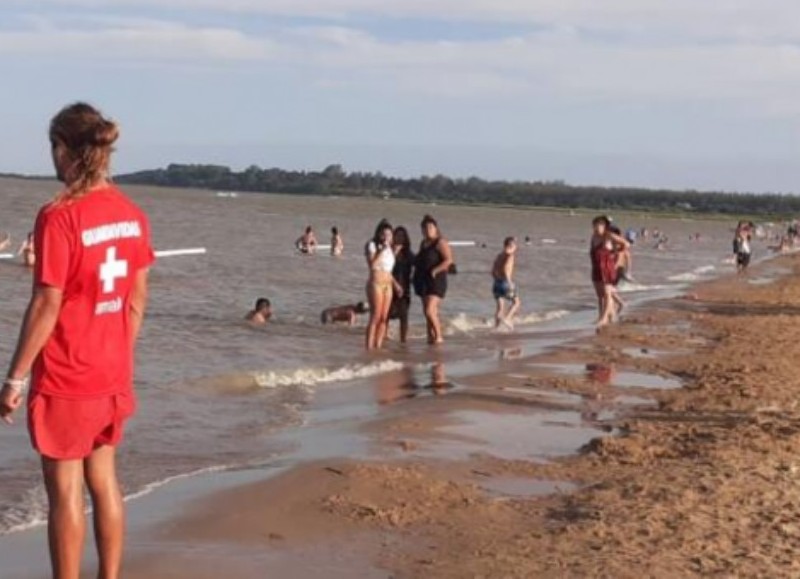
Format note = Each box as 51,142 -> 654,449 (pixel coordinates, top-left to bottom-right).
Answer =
1,286 -> 63,423
366,242 -> 383,268
431,239 -> 453,277
503,254 -> 515,284
608,233 -> 630,252
130,269 -> 150,343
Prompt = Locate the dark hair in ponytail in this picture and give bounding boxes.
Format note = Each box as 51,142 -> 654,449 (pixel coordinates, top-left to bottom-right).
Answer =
50,102 -> 119,201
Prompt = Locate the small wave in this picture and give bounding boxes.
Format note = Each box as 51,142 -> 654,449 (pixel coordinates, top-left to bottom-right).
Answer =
253,360 -> 404,388
668,265 -> 716,282
446,309 -> 571,335
0,486 -> 47,536
617,282 -> 674,293
1,465 -> 242,537
124,465 -> 233,503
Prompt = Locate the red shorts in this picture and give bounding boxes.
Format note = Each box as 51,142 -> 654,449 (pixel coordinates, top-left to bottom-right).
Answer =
28,392 -> 136,460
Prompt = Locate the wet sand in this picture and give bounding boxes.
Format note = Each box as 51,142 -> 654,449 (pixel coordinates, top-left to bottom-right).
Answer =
10,255 -> 800,578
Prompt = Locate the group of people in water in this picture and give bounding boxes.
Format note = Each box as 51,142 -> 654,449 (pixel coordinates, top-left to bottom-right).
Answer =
0,231 -> 36,267
257,214 -> 529,350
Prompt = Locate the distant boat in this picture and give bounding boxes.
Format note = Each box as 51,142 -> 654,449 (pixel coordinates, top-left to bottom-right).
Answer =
215,191 -> 240,199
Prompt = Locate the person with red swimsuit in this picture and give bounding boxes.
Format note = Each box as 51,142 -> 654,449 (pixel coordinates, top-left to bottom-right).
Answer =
1,103 -> 153,579
590,215 -> 629,328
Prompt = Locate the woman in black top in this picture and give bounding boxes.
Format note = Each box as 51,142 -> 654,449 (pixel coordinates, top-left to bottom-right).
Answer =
413,215 -> 453,345
390,226 -> 414,343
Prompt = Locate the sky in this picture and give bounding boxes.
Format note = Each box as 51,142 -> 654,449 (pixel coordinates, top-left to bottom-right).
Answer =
0,1 -> 799,192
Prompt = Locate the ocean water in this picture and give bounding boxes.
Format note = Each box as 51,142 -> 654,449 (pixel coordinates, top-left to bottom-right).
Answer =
0,177 -> 747,534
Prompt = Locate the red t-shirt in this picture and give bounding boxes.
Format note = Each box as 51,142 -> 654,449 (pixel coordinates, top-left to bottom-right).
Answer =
32,185 -> 155,399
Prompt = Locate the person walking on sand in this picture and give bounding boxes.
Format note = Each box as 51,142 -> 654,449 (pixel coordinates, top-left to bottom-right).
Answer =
590,215 -> 629,328
389,226 -> 415,344
330,226 -> 344,257
413,215 -> 453,345
365,219 -> 399,350
492,237 -> 522,329
0,103 -> 154,579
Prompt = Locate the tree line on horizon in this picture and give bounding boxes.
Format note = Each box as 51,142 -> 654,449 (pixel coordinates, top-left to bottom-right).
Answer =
113,163 -> 800,217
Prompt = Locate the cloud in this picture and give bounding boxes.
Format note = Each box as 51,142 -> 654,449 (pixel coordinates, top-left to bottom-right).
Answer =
3,8 -> 800,117
28,0 -> 800,41
0,18 -> 274,62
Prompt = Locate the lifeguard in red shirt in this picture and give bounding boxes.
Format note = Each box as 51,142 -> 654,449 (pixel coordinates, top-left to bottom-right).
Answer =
1,103 -> 153,579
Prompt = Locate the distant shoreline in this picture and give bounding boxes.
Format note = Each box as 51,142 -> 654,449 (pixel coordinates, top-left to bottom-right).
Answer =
1,170 -> 794,221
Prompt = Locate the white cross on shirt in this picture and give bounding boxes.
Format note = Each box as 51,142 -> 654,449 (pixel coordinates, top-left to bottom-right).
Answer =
100,246 -> 128,294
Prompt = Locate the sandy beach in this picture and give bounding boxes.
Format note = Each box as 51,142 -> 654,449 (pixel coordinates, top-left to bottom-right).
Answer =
35,254 -> 786,577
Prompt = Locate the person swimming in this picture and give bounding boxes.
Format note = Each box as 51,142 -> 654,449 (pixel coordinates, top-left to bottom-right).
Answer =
321,302 -> 369,325
492,236 -> 522,329
330,226 -> 344,257
245,298 -> 272,325
295,226 -> 317,255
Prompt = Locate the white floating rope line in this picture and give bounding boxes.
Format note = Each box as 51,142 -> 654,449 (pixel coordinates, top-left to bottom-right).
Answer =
1,248 -> 207,260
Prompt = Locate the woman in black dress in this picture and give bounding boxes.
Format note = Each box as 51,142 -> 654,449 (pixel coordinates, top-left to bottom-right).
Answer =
390,226 -> 414,344
413,215 -> 453,345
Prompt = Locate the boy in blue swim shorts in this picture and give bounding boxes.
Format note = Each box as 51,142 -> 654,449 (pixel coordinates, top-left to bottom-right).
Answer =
492,237 -> 522,328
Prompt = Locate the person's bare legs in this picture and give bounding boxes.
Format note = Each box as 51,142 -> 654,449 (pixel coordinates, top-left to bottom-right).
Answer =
597,284 -> 616,327
424,296 -> 443,344
506,297 -> 521,327
399,311 -> 409,344
592,281 -> 605,323
494,298 -> 506,328
365,283 -> 381,349
85,445 -> 124,579
374,288 -> 393,349
42,457 -> 86,579
611,288 -> 625,320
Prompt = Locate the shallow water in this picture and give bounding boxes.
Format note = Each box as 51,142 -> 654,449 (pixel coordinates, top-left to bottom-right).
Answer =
0,177 -> 746,533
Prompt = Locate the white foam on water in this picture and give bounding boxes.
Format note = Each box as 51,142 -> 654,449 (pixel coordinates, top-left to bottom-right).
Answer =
0,465 -> 241,537
0,486 -> 47,536
253,359 -> 404,388
123,465 -> 233,502
446,309 -> 571,335
667,265 -> 717,283
617,282 -> 675,293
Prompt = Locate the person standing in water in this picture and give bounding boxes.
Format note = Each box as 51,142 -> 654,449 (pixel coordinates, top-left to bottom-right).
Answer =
365,220 -> 397,350
492,237 -> 522,329
390,226 -> 414,344
414,215 -> 453,345
295,226 -> 317,255
733,221 -> 753,273
0,103 -> 154,579
330,226 -> 344,257
18,231 -> 35,267
590,216 -> 629,328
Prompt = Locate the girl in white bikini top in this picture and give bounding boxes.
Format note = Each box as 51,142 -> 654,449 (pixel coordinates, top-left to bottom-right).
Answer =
367,240 -> 396,273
